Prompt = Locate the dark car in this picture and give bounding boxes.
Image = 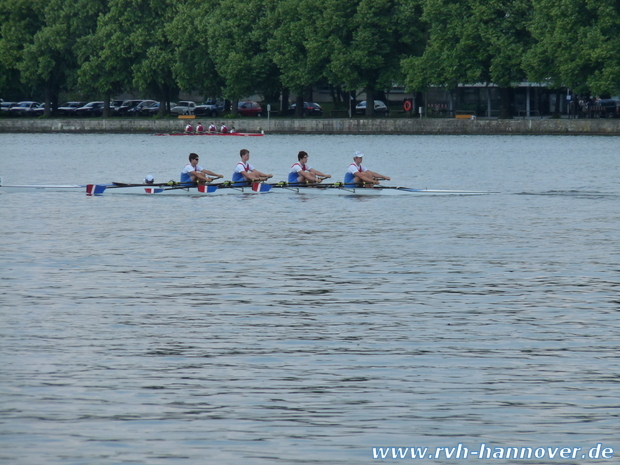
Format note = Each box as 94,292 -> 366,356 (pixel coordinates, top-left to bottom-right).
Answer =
126,100 -> 157,116
140,101 -> 160,116
75,101 -> 104,117
290,101 -> 324,116
237,101 -> 262,117
8,101 -> 41,116
596,99 -> 619,118
116,100 -> 144,116
58,101 -> 86,116
1,101 -> 17,114
194,99 -> 225,117
110,99 -> 125,115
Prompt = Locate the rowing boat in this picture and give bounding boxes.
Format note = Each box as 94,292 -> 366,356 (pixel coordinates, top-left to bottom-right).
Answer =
154,132 -> 263,137
85,181 -> 492,196
1,178 -> 493,196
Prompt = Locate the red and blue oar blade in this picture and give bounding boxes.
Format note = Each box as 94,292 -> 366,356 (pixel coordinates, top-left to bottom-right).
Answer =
86,184 -> 107,196
144,187 -> 165,194
197,185 -> 218,194
252,182 -> 272,193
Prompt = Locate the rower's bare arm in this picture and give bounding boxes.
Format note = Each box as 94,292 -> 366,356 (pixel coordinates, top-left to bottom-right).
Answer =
300,171 -> 316,182
203,169 -> 223,178
194,172 -> 214,183
370,171 -> 390,181
311,169 -> 331,178
241,171 -> 266,181
254,170 -> 273,178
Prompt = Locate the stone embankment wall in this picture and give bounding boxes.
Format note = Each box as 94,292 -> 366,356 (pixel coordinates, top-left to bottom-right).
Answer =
1,117 -> 620,135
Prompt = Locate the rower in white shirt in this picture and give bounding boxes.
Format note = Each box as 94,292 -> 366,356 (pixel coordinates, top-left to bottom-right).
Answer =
344,151 -> 390,186
232,149 -> 272,185
180,153 -> 222,184
288,151 -> 331,184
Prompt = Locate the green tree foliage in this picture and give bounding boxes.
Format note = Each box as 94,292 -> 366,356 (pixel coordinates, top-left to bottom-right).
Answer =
20,0 -> 105,115
129,0 -> 179,113
207,0 -> 280,109
268,0 -> 327,115
0,0 -> 46,99
403,0 -> 533,117
404,0 -> 533,88
78,0 -> 178,115
525,0 -> 620,96
313,0 -> 423,115
77,0 -> 132,113
168,0 -> 222,99
3,0 -> 620,115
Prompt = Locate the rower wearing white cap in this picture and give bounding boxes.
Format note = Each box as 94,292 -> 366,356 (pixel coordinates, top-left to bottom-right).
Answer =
345,151 -> 390,186
144,174 -> 155,184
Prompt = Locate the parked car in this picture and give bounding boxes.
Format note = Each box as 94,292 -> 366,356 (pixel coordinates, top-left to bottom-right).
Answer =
596,99 -> 619,118
33,103 -> 47,116
194,99 -> 225,117
117,99 -> 144,116
126,100 -> 157,116
140,101 -> 160,116
1,101 -> 17,114
289,101 -> 324,116
355,100 -> 388,116
58,101 -> 86,116
110,99 -> 125,115
8,101 -> 41,116
171,101 -> 196,116
237,101 -> 262,117
75,101 -> 104,117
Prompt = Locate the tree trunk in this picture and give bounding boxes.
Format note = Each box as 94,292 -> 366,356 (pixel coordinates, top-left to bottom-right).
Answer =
295,94 -> 304,117
102,91 -> 111,118
158,85 -> 170,116
44,83 -> 52,118
365,88 -> 375,117
554,90 -> 561,115
499,87 -> 513,119
281,88 -> 289,114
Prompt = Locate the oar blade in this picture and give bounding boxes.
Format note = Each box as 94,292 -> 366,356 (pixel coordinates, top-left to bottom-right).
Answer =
252,182 -> 272,193
86,184 -> 107,196
197,185 -> 219,194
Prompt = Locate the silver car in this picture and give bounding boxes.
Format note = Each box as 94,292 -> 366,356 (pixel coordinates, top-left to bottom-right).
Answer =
170,101 -> 196,116
355,100 -> 388,116
8,101 -> 41,116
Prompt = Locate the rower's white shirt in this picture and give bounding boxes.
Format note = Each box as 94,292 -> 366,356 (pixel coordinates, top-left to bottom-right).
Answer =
291,162 -> 312,173
347,162 -> 367,174
183,163 -> 203,174
235,162 -> 254,173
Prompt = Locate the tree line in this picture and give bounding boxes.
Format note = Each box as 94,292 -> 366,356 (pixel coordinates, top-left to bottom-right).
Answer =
1,0 -> 619,118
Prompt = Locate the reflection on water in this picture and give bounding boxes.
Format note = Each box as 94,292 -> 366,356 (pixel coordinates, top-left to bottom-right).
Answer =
1,134 -> 619,464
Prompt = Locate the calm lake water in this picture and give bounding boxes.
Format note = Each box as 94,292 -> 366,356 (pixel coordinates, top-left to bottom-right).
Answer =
1,133 -> 619,464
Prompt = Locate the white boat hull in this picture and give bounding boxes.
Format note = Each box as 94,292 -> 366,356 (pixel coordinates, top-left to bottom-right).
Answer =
0,180 -> 492,196
0,184 -> 84,193
270,185 -> 492,195
88,184 -> 492,196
